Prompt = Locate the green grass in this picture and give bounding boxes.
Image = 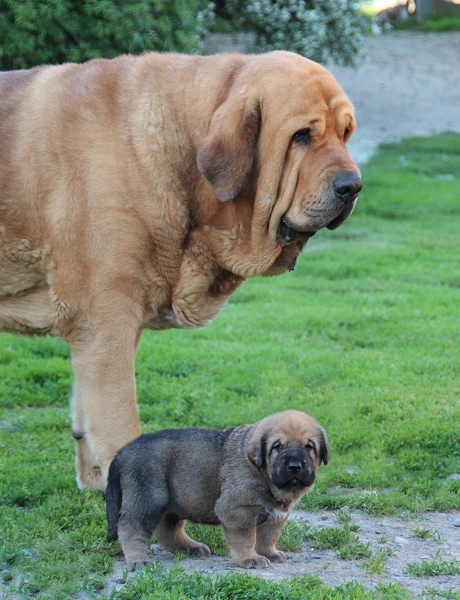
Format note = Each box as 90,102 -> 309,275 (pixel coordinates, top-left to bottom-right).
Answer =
362,548 -> 394,576
395,15 -> 460,33
107,567 -> 413,599
305,523 -> 372,560
407,552 -> 460,577
1,133 -> 460,597
412,525 -> 440,541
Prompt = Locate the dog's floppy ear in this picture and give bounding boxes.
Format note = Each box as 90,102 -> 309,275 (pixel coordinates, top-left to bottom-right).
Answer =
318,428 -> 330,466
247,428 -> 267,468
197,100 -> 260,203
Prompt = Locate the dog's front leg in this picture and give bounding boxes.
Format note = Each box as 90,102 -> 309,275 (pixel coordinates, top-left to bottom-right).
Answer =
220,521 -> 271,569
70,327 -> 142,492
255,516 -> 287,563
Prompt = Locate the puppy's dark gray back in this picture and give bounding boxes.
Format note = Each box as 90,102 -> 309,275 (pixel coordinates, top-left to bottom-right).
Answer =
117,427 -> 234,483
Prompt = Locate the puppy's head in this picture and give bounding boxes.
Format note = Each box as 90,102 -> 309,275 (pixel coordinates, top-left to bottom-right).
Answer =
247,410 -> 329,500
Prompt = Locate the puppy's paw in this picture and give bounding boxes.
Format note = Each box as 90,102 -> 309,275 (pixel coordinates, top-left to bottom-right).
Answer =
237,554 -> 271,569
187,542 -> 211,557
262,549 -> 286,563
127,559 -> 153,571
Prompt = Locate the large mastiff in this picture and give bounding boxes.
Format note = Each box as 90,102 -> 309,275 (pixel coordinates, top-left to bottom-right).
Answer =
0,51 -> 361,492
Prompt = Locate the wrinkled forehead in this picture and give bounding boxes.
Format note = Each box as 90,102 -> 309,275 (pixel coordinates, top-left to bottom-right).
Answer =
257,60 -> 355,133
303,71 -> 356,133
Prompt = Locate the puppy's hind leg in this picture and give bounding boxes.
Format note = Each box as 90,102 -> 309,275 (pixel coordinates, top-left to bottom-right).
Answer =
118,491 -> 168,570
154,515 -> 211,557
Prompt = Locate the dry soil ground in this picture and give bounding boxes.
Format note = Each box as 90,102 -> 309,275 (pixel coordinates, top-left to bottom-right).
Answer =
108,32 -> 460,597
108,509 -> 460,597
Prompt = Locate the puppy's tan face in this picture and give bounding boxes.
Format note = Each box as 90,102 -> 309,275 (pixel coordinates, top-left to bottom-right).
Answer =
247,411 -> 329,496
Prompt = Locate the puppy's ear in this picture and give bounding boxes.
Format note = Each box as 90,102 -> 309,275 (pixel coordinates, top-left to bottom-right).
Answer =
197,100 -> 260,203
247,430 -> 266,468
318,428 -> 330,466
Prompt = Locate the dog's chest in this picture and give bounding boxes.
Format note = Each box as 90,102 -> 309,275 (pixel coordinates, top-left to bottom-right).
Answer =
256,507 -> 289,526
144,265 -> 243,330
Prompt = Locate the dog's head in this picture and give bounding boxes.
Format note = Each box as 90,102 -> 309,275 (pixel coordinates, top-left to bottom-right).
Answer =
247,410 -> 329,501
196,51 -> 361,276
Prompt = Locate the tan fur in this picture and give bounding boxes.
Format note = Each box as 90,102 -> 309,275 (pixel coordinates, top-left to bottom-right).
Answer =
106,410 -> 329,569
0,52 -> 359,491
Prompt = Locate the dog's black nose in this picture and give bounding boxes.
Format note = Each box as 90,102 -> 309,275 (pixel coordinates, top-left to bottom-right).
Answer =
334,173 -> 362,203
287,460 -> 303,473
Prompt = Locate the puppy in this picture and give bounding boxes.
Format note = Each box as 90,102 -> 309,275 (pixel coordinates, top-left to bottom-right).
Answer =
106,410 -> 329,569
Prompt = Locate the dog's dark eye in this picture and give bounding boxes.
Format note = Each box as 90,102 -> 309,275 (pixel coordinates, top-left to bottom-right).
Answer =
306,443 -> 315,453
272,442 -> 283,451
292,129 -> 311,145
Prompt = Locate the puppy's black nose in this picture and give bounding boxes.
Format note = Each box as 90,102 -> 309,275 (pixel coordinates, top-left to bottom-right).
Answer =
334,173 -> 362,203
287,460 -> 303,473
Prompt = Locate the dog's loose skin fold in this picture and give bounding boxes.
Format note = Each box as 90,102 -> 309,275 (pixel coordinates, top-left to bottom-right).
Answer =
0,51 -> 361,491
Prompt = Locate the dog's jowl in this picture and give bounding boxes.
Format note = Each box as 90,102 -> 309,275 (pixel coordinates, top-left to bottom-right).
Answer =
106,410 -> 329,569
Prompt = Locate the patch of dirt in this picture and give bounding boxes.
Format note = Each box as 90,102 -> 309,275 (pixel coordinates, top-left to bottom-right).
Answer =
108,509 -> 460,597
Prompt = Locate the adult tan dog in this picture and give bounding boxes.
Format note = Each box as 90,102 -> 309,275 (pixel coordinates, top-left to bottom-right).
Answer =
106,410 -> 329,569
0,51 -> 361,492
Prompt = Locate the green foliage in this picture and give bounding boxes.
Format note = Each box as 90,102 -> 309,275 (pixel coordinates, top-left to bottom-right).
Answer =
225,0 -> 366,66
0,0 -> 214,70
1,133 -> 460,596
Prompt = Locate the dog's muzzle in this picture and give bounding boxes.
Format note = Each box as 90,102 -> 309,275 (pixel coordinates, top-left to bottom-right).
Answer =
271,450 -> 315,489
327,173 -> 362,230
278,173 -> 362,241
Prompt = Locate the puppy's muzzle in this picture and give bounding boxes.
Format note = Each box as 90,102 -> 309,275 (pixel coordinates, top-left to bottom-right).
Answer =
272,450 -> 315,489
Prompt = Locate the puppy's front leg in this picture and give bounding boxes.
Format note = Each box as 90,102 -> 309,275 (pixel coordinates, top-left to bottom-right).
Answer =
220,521 -> 271,569
255,516 -> 287,563
70,326 -> 142,491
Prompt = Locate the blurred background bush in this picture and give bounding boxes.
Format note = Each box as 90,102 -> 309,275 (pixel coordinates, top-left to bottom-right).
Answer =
0,0 -> 366,70
0,0 -> 214,69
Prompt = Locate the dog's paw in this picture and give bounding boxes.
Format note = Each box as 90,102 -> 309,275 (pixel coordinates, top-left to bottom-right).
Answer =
237,554 -> 272,569
258,549 -> 286,563
186,542 -> 211,557
128,559 -> 153,571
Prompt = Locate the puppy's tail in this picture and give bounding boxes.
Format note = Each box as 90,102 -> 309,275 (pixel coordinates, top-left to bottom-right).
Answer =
106,456 -> 122,542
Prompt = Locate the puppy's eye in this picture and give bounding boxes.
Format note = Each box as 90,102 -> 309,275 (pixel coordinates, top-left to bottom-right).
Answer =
306,443 -> 315,453
292,129 -> 311,145
272,442 -> 283,451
